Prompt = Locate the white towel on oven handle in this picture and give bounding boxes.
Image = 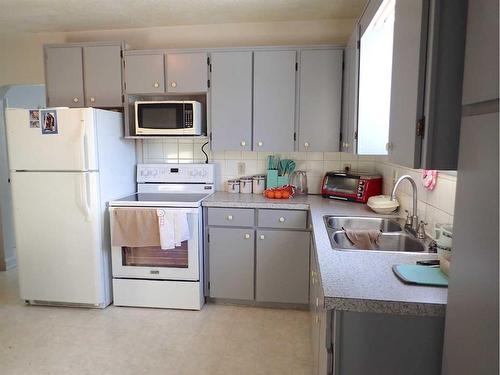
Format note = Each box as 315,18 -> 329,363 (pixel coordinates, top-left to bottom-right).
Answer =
156,209 -> 191,250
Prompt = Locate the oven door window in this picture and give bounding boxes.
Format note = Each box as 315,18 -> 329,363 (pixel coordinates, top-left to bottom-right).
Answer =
137,103 -> 184,130
326,176 -> 359,194
122,243 -> 188,268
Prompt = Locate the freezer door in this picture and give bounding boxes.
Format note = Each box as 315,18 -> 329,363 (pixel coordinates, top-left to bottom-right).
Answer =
10,171 -> 106,306
6,108 -> 98,171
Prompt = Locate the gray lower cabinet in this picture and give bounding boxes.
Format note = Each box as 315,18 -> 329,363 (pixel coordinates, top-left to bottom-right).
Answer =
210,51 -> 253,151
83,45 -> 123,107
208,227 -> 254,300
256,230 -> 310,304
253,50 -> 297,151
124,52 -> 165,94
45,46 -> 85,108
166,52 -> 208,93
298,49 -> 343,152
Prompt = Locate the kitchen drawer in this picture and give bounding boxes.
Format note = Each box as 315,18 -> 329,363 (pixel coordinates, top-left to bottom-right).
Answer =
207,208 -> 254,227
257,209 -> 307,229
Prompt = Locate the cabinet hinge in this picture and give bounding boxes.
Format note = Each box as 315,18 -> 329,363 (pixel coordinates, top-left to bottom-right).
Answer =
120,50 -> 123,58
208,282 -> 211,290
293,132 -> 297,141
357,40 -> 360,49
416,117 -> 425,137
121,94 -> 124,103
207,79 -> 210,89
207,56 -> 210,65
295,62 -> 298,71
342,60 -> 345,71
207,233 -> 210,243
209,131 -> 213,142
354,130 -> 358,140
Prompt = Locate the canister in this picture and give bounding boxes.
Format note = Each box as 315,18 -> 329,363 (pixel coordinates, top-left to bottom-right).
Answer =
227,179 -> 240,194
240,177 -> 253,194
252,175 -> 266,194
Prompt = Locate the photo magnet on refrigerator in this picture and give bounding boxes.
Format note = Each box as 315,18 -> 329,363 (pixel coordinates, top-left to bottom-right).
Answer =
40,110 -> 58,135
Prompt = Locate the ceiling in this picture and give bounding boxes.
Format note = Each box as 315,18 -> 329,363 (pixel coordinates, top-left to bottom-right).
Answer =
0,0 -> 367,34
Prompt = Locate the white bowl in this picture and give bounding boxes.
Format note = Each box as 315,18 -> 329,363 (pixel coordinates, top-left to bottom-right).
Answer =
367,195 -> 399,214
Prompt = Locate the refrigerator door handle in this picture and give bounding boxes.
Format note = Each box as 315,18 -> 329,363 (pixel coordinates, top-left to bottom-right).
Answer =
80,116 -> 89,171
79,173 -> 92,222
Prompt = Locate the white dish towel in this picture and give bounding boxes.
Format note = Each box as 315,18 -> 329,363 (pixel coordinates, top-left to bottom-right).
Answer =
156,209 -> 191,250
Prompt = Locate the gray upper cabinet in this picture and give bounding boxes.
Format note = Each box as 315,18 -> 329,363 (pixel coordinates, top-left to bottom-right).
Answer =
44,46 -> 85,108
124,53 -> 165,94
253,50 -> 297,152
210,51 -> 253,151
461,0 -> 499,105
387,0 -> 428,168
388,0 -> 467,169
341,30 -> 359,154
83,45 -> 123,107
298,49 -> 343,152
208,227 -> 254,300
166,52 -> 208,93
255,230 -> 310,304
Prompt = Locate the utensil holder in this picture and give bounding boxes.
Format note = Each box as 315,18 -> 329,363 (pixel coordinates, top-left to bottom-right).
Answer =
266,170 -> 278,188
277,175 -> 289,186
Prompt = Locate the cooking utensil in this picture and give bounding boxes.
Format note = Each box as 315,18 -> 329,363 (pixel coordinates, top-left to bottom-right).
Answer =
289,170 -> 308,195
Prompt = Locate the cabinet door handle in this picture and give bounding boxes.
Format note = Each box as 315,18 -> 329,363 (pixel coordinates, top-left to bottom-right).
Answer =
279,217 -> 286,223
244,233 -> 251,239
258,141 -> 263,147
259,234 -> 265,240
226,215 -> 233,221
170,81 -> 177,88
73,97 -> 79,103
304,142 -> 309,148
90,97 -> 95,103
153,81 -> 160,88
240,141 -> 246,147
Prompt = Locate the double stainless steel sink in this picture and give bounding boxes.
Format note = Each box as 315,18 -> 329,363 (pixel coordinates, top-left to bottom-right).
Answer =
324,216 -> 427,253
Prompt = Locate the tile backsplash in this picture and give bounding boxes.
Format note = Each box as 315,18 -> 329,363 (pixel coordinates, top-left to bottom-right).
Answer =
139,139 -> 457,235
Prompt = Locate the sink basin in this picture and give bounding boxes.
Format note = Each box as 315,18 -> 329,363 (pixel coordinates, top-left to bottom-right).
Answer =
324,216 -> 402,232
331,231 -> 425,252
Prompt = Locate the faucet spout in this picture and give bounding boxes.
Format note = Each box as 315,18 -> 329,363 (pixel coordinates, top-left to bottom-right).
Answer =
391,175 -> 419,231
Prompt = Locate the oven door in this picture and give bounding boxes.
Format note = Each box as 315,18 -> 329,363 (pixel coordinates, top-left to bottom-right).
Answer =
324,174 -> 360,197
110,207 -> 201,281
135,101 -> 190,135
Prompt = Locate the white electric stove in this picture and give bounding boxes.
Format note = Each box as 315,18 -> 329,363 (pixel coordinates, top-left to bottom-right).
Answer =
108,163 -> 214,310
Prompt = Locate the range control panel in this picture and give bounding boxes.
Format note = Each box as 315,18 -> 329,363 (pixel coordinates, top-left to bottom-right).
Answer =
137,163 -> 215,184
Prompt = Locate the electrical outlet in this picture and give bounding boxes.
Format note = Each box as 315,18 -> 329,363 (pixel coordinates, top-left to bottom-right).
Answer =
343,163 -> 351,172
237,162 -> 246,176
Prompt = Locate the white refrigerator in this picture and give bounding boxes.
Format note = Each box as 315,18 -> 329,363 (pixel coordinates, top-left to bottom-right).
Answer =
6,107 -> 136,307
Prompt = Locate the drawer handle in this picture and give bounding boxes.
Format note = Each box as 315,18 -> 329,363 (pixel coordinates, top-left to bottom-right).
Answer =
279,217 -> 286,223
240,141 -> 246,147
226,215 -> 233,221
154,81 -> 160,88
258,141 -> 263,147
170,81 -> 177,88
259,234 -> 265,240
244,233 -> 251,239
90,97 -> 95,103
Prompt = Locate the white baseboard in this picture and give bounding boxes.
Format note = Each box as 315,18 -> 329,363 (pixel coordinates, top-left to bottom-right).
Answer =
5,255 -> 16,270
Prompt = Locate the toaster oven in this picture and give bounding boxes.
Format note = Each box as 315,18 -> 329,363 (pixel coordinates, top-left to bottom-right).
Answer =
321,171 -> 382,203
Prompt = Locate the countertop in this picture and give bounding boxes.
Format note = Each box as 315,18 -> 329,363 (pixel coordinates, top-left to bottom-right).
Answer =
203,192 -> 447,317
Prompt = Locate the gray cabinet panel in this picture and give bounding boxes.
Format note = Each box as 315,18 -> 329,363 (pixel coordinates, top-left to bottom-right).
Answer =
256,230 -> 309,304
442,113 -> 499,375
388,0 -> 428,168
298,49 -> 343,152
341,30 -> 358,154
124,53 -> 165,94
83,45 -> 122,107
210,51 -> 253,151
207,207 -> 254,227
209,227 -> 254,300
166,52 -> 208,93
461,0 -> 499,105
45,46 -> 84,108
253,50 -> 296,151
257,209 -> 307,229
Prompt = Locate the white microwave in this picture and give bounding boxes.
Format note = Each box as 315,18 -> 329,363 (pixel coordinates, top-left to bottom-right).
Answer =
134,100 -> 202,135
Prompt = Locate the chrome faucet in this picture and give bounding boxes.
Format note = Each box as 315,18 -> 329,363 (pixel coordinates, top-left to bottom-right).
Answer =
391,175 -> 419,235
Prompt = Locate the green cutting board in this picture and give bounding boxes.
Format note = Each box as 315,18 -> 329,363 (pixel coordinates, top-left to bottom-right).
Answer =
392,264 -> 448,287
